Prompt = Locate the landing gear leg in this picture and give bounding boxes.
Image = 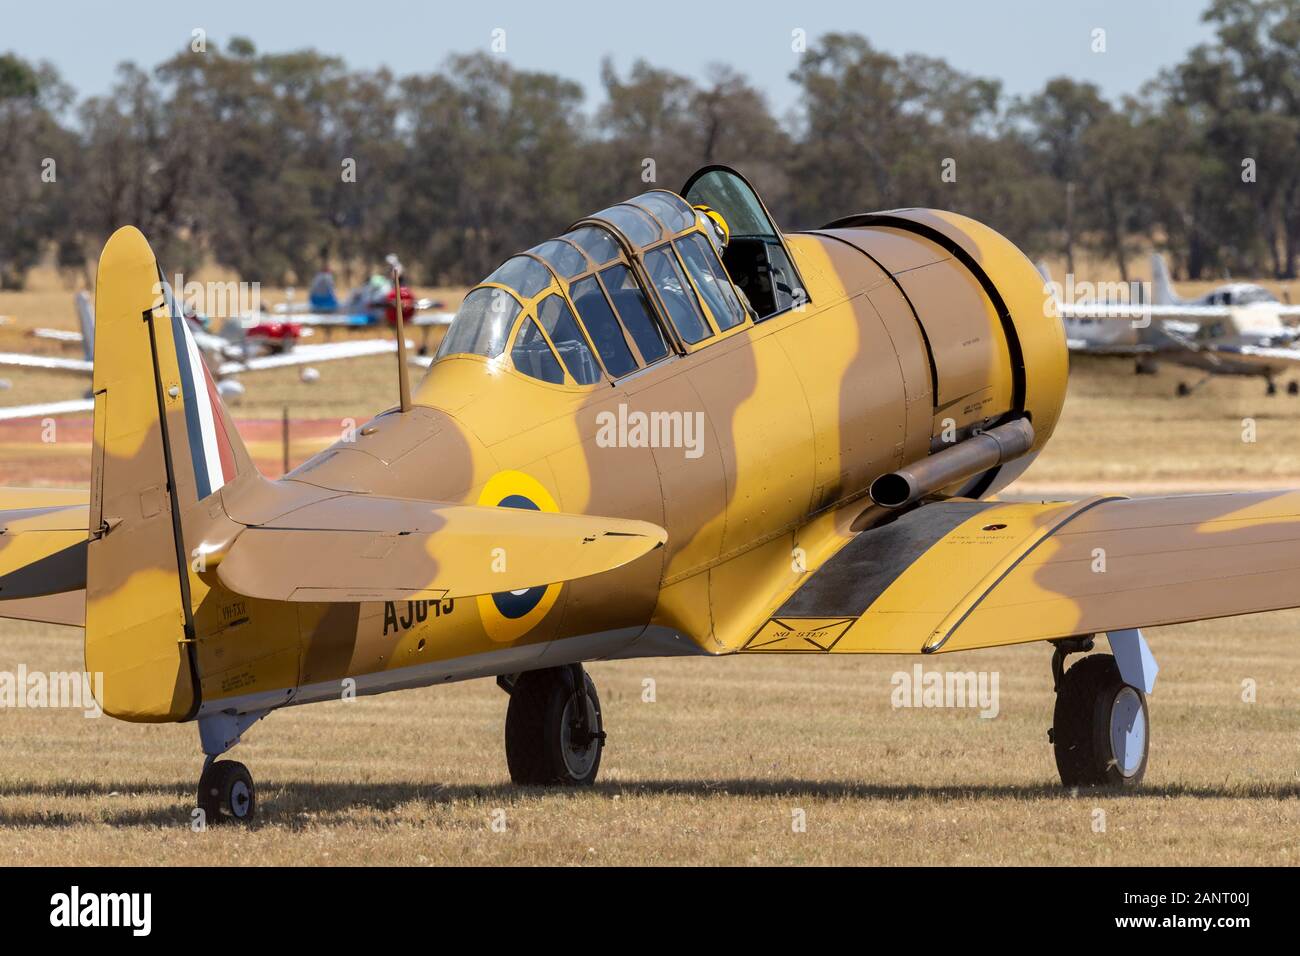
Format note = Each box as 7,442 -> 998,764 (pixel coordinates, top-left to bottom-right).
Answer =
195,709 -> 267,825
1176,375 -> 1212,397
504,665 -> 605,786
1048,637 -> 1149,789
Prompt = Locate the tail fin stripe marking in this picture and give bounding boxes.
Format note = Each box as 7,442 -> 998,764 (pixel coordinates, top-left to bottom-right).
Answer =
166,289 -> 229,500
201,362 -> 236,484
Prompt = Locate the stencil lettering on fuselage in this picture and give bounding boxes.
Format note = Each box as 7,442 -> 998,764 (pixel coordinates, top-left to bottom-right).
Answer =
382,598 -> 456,636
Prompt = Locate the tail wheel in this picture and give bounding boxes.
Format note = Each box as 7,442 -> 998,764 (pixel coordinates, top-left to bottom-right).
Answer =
505,667 -> 604,786
1051,654 -> 1148,789
197,759 -> 256,824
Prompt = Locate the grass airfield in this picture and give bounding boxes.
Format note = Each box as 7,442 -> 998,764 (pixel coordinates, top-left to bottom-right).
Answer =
2,277 -> 1300,865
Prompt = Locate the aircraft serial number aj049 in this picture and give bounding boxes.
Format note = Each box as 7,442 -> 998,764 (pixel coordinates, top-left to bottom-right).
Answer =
4,165 -> 1300,822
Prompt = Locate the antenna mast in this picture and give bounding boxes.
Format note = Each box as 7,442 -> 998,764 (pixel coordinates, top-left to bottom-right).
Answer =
391,258 -> 413,413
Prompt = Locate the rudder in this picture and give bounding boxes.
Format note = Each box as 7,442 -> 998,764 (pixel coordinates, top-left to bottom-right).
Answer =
85,226 -> 252,722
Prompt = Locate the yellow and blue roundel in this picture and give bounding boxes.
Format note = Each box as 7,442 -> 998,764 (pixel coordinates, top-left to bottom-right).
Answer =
476,471 -> 563,642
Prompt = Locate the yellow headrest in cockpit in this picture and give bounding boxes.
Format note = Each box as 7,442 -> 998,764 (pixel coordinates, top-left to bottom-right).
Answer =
692,204 -> 730,251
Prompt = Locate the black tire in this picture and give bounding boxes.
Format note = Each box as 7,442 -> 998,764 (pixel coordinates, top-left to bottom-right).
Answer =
1052,654 -> 1148,789
1288,381 -> 1299,396
197,759 -> 256,824
504,667 -> 603,786
1175,382 -> 1191,397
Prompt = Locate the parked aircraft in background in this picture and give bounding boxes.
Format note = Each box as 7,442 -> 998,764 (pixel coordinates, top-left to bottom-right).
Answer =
1043,256 -> 1300,395
0,291 -> 401,421
1151,251 -> 1300,312
276,259 -> 455,352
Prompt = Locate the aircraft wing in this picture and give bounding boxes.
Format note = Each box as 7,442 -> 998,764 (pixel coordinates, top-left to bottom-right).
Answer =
740,493 -> 1300,655
31,328 -> 85,345
1201,342 -> 1300,369
409,311 -> 455,327
0,489 -> 90,626
1057,303 -> 1234,322
0,398 -> 96,421
215,338 -> 397,375
0,352 -> 93,374
285,311 -> 376,327
216,492 -> 666,602
1065,338 -> 1155,355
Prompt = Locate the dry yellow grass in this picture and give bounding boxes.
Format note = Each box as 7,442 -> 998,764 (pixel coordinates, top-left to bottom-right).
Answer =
0,615 -> 1296,865
1,278 -> 1299,866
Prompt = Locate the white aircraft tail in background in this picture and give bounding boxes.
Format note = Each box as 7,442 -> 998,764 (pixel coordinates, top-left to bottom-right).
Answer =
1150,253 -> 1180,306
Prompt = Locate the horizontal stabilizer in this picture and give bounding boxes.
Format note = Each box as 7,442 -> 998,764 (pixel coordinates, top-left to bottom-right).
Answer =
216,492 -> 666,602
0,490 -> 90,624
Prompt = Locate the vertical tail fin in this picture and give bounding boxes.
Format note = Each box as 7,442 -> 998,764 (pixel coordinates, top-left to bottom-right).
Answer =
85,226 -> 252,721
1035,260 -> 1058,304
74,291 -> 95,362
1150,253 -> 1180,306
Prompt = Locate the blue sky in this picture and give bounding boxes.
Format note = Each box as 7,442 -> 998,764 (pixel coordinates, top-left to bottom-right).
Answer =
3,0 -> 1217,114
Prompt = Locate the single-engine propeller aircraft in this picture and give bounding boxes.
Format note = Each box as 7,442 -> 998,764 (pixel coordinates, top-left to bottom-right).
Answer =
1046,256 -> 1300,395
275,260 -> 454,353
8,166 -> 1300,823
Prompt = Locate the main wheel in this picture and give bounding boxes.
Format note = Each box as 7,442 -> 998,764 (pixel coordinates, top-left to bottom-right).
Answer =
1175,382 -> 1191,397
505,667 -> 604,786
1288,381 -> 1299,396
1051,654 -> 1148,789
197,759 -> 256,824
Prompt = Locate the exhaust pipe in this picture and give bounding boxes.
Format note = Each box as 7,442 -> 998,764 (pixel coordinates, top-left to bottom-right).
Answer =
869,418 -> 1035,509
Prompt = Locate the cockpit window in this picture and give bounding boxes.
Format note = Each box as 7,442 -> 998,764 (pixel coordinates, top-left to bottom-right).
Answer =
677,232 -> 747,330
436,287 -> 519,360
537,294 -> 601,385
570,276 -> 637,377
683,166 -> 807,321
628,191 -> 695,233
511,317 -> 565,385
565,226 -> 622,266
528,240 -> 587,279
644,246 -> 710,344
484,255 -> 554,299
593,205 -> 662,247
600,263 -> 670,364
684,169 -> 778,239
1235,286 -> 1277,305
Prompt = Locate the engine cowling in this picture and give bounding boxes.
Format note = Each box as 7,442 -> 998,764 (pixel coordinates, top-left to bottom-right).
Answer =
814,208 -> 1068,497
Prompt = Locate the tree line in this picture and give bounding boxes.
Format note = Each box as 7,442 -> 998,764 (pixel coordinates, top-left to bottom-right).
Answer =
1,0 -> 1297,290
